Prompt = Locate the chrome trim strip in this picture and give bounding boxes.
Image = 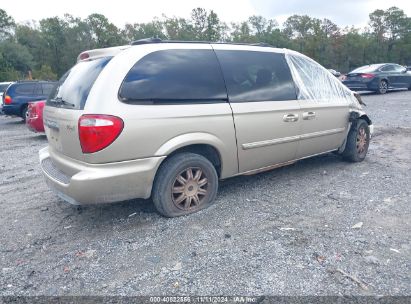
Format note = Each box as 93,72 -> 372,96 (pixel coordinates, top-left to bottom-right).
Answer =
299,127 -> 346,140
242,135 -> 300,150
242,127 -> 346,150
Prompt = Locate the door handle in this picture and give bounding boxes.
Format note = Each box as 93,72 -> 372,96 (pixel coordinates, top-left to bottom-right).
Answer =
303,111 -> 316,120
283,113 -> 299,122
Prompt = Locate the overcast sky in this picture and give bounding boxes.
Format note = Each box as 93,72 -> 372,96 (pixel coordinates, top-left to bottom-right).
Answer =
2,0 -> 411,28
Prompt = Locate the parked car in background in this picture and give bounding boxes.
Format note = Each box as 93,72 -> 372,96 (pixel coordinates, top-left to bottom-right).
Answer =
343,63 -> 411,94
39,39 -> 372,217
26,100 -> 46,133
0,82 -> 13,113
2,80 -> 56,120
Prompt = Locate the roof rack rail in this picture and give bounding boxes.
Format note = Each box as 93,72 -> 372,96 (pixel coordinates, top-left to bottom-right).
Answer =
130,37 -> 274,48
250,42 -> 273,47
130,37 -> 163,45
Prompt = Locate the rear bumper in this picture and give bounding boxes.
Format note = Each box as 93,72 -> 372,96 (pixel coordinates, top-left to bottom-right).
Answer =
26,117 -> 45,133
2,104 -> 22,116
39,147 -> 165,205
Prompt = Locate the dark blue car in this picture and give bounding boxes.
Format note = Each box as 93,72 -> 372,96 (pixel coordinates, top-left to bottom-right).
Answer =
2,81 -> 56,120
343,63 -> 411,94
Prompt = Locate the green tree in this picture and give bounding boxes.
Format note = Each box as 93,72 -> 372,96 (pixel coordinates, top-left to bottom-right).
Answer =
123,19 -> 166,41
231,21 -> 253,42
0,41 -> 33,75
283,15 -> 315,52
86,14 -> 125,47
0,6 -> 410,78
0,52 -> 20,81
163,16 -> 194,40
39,17 -> 67,76
0,9 -> 15,40
190,8 -> 225,41
32,64 -> 57,80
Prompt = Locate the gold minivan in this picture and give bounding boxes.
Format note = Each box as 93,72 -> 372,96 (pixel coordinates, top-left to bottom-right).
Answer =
40,39 -> 372,217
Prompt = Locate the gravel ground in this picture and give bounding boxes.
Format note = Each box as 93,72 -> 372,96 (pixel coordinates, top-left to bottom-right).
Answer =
0,91 -> 410,297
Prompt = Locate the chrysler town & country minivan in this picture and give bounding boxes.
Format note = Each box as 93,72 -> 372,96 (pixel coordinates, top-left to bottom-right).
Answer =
39,39 -> 372,217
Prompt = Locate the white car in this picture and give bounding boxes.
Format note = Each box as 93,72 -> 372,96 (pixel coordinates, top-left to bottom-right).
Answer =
0,82 -> 13,112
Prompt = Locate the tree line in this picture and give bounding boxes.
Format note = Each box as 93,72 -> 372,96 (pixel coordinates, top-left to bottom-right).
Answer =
0,6 -> 410,81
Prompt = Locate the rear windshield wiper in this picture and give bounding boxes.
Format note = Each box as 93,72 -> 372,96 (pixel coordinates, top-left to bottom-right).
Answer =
49,97 -> 76,108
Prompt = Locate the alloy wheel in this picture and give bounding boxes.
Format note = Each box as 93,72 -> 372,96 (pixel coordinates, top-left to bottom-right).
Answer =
171,167 -> 209,210
356,127 -> 368,155
379,81 -> 387,94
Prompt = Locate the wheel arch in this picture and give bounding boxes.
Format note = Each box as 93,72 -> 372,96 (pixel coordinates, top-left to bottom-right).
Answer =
349,110 -> 372,125
154,133 -> 237,178
360,114 -> 372,125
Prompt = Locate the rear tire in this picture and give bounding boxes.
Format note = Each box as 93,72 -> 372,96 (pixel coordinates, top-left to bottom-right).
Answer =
152,152 -> 218,217
377,80 -> 388,94
21,105 -> 28,122
342,119 -> 370,162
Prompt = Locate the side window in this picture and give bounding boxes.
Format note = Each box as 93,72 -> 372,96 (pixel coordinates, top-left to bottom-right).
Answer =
34,84 -> 42,95
42,83 -> 55,96
286,55 -> 351,101
381,65 -> 395,72
15,83 -> 36,95
393,65 -> 406,72
215,50 -> 297,102
119,49 -> 227,103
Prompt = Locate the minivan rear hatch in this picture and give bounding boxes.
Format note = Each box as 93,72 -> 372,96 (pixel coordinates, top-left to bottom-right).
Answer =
44,57 -> 112,162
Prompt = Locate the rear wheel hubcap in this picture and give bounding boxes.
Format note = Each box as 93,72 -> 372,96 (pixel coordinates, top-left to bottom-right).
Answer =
172,167 -> 208,210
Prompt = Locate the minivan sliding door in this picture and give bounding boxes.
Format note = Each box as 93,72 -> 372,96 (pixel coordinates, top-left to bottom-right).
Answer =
214,47 -> 301,173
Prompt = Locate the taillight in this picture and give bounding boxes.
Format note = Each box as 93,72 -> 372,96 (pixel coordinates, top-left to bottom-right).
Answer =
78,115 -> 124,153
4,95 -> 12,104
28,103 -> 37,118
361,73 -> 375,79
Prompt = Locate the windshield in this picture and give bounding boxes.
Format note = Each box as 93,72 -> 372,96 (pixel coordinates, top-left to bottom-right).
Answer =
47,57 -> 111,109
350,64 -> 384,74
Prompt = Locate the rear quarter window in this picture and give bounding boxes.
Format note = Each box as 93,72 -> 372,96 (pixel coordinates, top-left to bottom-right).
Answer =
119,49 -> 227,103
42,83 -> 56,96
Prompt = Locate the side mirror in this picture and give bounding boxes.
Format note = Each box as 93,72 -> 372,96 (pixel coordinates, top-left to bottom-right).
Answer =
402,68 -> 407,73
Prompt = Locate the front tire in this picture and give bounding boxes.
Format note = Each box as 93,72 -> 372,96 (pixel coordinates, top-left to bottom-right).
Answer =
342,119 -> 370,162
377,80 -> 388,94
152,153 -> 218,217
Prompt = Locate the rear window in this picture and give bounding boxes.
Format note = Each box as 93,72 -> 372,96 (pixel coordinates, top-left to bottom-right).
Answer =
215,50 -> 297,102
47,57 -> 111,109
119,49 -> 227,103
